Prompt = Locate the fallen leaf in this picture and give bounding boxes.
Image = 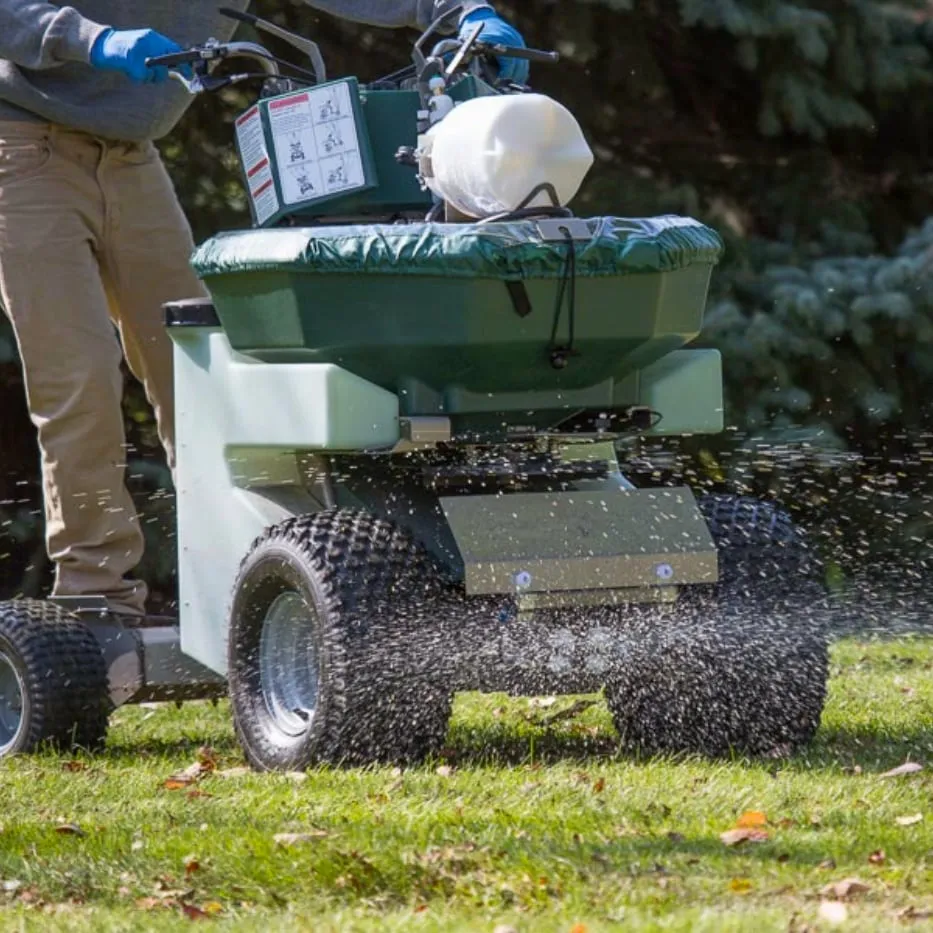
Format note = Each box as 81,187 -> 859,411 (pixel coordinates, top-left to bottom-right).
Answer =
880,761 -> 923,779
186,790 -> 212,800
163,760 -> 210,790
569,925 -> 588,933
736,811 -> 767,829
593,777 -> 606,793
436,765 -> 453,778
667,832 -> 685,843
202,902 -> 223,915
897,813 -> 924,826
819,858 -> 837,870
819,901 -> 848,925
196,747 -> 217,771
721,828 -> 769,846
273,831 -> 329,847
868,849 -> 886,865
181,903 -> 212,921
896,906 -> 933,921
778,853 -> 790,863
216,767 -> 250,779
62,761 -> 87,773
414,905 -> 428,913
730,878 -> 753,894
183,856 -> 200,876
55,824 -> 85,837
821,878 -> 870,900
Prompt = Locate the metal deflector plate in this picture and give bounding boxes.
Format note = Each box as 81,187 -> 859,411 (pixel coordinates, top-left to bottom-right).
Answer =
439,487 -> 718,596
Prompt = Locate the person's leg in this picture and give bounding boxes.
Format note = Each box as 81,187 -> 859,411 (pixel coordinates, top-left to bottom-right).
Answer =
0,123 -> 148,615
97,140 -> 209,477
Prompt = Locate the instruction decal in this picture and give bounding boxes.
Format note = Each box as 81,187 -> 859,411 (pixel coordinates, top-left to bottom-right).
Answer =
235,105 -> 279,225
267,82 -> 366,206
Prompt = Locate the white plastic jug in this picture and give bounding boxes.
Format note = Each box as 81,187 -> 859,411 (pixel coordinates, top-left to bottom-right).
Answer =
421,93 -> 594,219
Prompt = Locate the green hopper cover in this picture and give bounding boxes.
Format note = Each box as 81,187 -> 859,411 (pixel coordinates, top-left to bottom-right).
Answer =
191,215 -> 724,282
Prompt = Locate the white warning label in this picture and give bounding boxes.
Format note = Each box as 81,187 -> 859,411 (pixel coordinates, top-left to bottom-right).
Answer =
267,82 -> 367,206
235,105 -> 279,225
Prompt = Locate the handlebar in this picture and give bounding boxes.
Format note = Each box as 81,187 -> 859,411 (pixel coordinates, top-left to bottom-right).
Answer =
145,31 -> 558,99
472,42 -> 560,65
145,39 -> 280,94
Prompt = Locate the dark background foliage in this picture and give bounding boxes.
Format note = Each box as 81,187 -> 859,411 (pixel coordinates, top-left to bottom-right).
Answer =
4,0 -> 933,616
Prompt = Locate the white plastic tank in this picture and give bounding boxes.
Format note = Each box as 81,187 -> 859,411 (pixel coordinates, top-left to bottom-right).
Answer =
421,93 -> 594,219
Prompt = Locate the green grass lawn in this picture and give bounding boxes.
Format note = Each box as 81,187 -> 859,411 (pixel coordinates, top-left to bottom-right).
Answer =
2,636 -> 933,931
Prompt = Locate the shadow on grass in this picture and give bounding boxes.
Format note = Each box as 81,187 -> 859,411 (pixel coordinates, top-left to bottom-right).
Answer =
92,717 -> 933,774
442,716 -> 933,776
98,734 -> 242,764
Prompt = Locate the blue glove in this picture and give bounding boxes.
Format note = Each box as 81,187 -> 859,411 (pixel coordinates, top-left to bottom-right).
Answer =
89,28 -> 183,85
459,7 -> 530,85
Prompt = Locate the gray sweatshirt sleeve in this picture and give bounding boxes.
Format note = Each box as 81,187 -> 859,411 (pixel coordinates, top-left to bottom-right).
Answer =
300,0 -> 493,31
0,2 -> 109,69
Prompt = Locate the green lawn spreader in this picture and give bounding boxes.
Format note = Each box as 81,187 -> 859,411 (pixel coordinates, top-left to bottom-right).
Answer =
0,12 -> 830,769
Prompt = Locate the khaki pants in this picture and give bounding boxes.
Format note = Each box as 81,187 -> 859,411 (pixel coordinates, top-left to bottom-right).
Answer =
0,121 -> 207,616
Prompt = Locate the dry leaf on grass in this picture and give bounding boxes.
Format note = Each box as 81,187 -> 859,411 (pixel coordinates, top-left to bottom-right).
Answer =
62,761 -> 87,773
896,906 -> 933,921
730,878 -> 753,894
164,750 -> 219,791
181,903 -> 213,921
273,831 -> 329,847
880,761 -> 923,779
183,856 -> 200,877
593,777 -> 606,793
897,813 -> 924,826
54,824 -> 85,837
819,901 -> 849,925
868,849 -> 886,865
569,925 -> 588,933
736,811 -> 767,828
721,828 -> 769,846
164,762 -> 208,790
821,878 -> 870,899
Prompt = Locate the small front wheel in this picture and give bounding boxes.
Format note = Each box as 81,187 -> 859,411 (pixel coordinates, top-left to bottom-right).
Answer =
0,600 -> 110,758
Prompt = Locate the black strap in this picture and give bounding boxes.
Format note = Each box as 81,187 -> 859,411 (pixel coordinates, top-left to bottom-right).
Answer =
505,280 -> 532,318
548,226 -> 578,368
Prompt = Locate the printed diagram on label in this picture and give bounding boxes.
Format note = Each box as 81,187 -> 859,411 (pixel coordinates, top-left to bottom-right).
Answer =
268,81 -> 366,206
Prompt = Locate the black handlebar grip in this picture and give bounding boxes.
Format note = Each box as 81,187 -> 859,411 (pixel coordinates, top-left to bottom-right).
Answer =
477,43 -> 560,64
144,49 -> 201,69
